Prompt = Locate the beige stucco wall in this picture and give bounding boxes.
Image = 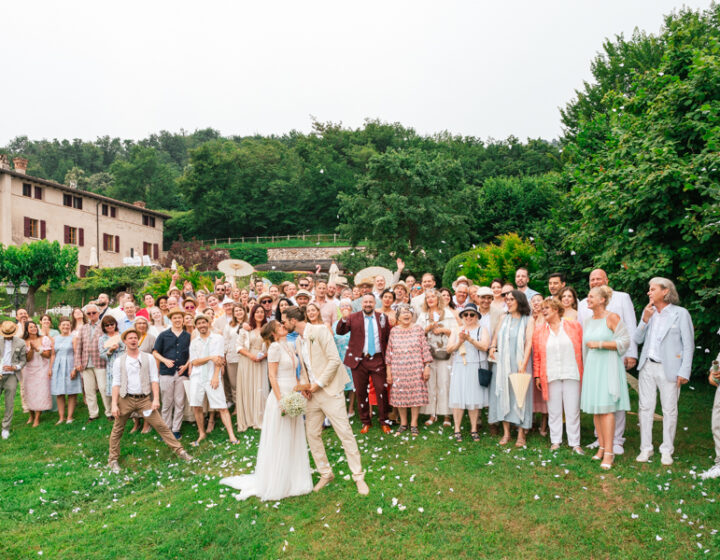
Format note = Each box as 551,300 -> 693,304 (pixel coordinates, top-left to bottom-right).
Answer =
5,174 -> 164,270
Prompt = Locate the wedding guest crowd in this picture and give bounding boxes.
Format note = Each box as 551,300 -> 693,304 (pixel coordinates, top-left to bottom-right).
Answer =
1,261 -> 713,476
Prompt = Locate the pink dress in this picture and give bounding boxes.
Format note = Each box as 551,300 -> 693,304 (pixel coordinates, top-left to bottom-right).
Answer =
23,336 -> 53,411
386,325 -> 432,407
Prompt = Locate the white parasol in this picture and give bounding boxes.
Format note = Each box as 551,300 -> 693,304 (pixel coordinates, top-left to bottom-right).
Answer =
508,372 -> 532,410
88,246 -> 99,268
354,266 -> 392,288
217,259 -> 254,287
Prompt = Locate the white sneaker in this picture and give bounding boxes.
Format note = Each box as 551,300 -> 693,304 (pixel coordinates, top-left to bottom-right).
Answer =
586,439 -> 600,449
699,464 -> 720,480
1,429 -> 9,440
613,444 -> 625,456
661,452 -> 673,466
636,449 -> 654,462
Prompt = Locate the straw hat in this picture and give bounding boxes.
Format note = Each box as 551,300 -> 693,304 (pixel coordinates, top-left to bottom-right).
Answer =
475,286 -> 493,297
1,321 -> 17,336
121,328 -> 139,342
452,276 -> 474,291
167,307 -> 186,319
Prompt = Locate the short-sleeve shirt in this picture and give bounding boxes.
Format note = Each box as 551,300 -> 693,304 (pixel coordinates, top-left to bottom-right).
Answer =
152,328 -> 191,376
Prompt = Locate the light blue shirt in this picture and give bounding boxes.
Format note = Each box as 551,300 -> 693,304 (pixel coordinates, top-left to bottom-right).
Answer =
362,313 -> 382,355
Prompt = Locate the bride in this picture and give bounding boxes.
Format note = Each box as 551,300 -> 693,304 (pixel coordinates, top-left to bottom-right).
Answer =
220,320 -> 313,500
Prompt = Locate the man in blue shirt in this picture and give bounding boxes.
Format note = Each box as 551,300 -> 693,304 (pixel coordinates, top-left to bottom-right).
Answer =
152,308 -> 191,439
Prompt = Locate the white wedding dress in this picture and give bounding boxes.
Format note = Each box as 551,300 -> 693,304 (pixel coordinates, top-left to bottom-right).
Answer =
220,340 -> 313,501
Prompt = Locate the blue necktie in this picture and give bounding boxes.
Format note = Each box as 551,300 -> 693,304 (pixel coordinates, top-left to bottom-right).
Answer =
366,315 -> 376,355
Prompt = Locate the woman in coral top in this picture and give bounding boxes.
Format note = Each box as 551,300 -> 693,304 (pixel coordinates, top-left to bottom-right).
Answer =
532,297 -> 584,454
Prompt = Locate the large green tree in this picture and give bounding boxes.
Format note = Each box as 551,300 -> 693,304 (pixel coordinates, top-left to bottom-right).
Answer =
0,241 -> 78,315
109,145 -> 182,210
554,5 -> 720,373
338,148 -> 474,274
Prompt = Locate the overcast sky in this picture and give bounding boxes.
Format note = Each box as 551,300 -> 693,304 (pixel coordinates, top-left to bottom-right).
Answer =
0,0 -> 712,145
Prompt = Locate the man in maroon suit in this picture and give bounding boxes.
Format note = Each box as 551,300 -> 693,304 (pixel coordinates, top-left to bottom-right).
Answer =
336,294 -> 392,434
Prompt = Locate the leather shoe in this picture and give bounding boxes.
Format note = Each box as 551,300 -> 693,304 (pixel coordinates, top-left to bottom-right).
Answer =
380,424 -> 392,435
313,475 -> 334,492
355,478 -> 369,496
360,425 -> 371,434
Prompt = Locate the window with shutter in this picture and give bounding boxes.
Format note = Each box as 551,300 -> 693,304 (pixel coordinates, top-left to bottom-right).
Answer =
28,219 -> 39,238
34,186 -> 42,200
64,225 -> 70,244
24,217 -> 31,237
79,228 -> 84,247
110,207 -> 116,218
115,235 -> 120,253
22,183 -> 32,197
40,220 -> 46,240
63,194 -> 72,207
101,204 -> 108,216
153,243 -> 159,259
79,265 -> 89,278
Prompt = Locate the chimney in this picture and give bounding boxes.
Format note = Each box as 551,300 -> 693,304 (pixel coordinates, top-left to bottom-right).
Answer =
0,154 -> 9,170
133,201 -> 146,208
13,157 -> 28,174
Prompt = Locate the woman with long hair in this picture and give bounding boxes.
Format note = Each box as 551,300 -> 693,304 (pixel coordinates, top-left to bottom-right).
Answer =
489,290 -> 535,447
236,304 -> 269,431
22,321 -> 52,427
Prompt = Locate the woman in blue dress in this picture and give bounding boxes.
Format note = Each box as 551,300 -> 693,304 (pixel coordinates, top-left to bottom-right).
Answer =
50,317 -> 82,424
333,299 -> 356,417
489,290 -> 535,447
581,285 -> 631,470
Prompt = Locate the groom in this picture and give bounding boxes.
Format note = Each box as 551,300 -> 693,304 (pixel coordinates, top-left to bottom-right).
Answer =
281,306 -> 369,495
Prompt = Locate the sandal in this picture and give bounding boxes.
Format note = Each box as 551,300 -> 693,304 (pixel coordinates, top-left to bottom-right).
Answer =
550,443 -> 561,451
410,427 -> 419,437
396,425 -> 409,435
229,439 -> 240,445
424,416 -> 437,426
515,437 -> 526,448
592,447 -> 605,461
499,435 -> 510,446
442,418 -> 452,427
600,452 -> 615,470
470,431 -> 480,442
454,431 -> 462,442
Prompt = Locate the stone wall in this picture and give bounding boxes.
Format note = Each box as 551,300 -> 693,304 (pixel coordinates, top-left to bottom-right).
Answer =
267,246 -> 363,261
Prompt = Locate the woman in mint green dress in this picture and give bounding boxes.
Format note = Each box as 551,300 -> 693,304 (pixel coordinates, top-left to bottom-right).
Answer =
581,286 -> 631,470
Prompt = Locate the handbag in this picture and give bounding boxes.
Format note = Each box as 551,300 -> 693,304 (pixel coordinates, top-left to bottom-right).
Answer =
475,327 -> 493,387
426,313 -> 450,360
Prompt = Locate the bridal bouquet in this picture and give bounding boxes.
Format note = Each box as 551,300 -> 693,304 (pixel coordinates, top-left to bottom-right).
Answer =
279,392 -> 307,417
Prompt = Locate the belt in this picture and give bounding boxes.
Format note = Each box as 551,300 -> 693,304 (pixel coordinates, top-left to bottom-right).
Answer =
126,393 -> 149,398
362,353 -> 382,360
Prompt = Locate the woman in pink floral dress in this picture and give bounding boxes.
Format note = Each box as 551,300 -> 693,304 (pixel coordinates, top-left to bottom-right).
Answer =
386,304 -> 433,436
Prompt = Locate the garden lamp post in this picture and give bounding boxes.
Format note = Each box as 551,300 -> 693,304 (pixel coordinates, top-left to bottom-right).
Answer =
4,280 -> 30,316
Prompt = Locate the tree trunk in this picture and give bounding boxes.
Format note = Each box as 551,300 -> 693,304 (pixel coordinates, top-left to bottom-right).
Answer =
25,286 -> 37,317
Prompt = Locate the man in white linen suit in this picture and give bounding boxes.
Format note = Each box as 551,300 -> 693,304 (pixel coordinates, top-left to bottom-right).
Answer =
281,306 -> 369,496
578,268 -> 638,455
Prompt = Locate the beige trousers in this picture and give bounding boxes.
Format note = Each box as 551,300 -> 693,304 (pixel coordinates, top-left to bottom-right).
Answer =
109,395 -> 184,462
81,367 -> 110,418
159,374 -> 186,432
421,358 -> 451,416
305,389 -> 364,481
225,362 -> 239,405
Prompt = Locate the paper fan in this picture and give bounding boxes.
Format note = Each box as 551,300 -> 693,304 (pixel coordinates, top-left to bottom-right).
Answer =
508,372 -> 532,409
354,266 -> 392,288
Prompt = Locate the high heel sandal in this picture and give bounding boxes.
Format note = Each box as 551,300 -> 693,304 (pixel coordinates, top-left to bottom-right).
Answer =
592,447 -> 605,461
600,452 -> 615,470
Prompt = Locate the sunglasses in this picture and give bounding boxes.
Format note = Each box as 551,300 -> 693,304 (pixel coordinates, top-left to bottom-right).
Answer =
299,284 -> 309,288
260,299 -> 272,304
87,311 -> 98,315
184,305 -> 196,310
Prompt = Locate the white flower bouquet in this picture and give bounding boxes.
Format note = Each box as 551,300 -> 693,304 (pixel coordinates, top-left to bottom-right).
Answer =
279,392 -> 307,417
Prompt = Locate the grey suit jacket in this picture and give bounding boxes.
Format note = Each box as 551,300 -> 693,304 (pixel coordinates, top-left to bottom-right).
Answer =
0,336 -> 28,373
633,304 -> 694,382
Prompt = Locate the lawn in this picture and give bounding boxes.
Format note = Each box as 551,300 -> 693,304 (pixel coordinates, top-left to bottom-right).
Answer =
1,382 -> 718,559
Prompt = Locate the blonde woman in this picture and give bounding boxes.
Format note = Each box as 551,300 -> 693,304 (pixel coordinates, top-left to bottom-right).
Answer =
418,288 -> 455,427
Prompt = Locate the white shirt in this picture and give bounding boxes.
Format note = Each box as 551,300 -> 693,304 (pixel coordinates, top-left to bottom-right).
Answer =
545,325 -> 580,383
112,352 -> 159,394
362,313 -> 382,355
189,333 -> 224,379
2,339 -> 14,370
645,306 -> 673,362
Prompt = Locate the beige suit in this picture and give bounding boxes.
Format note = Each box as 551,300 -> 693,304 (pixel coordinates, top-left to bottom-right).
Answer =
296,324 -> 364,481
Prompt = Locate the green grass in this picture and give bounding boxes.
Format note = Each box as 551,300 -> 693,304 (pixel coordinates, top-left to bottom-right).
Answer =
1,382 -> 719,559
